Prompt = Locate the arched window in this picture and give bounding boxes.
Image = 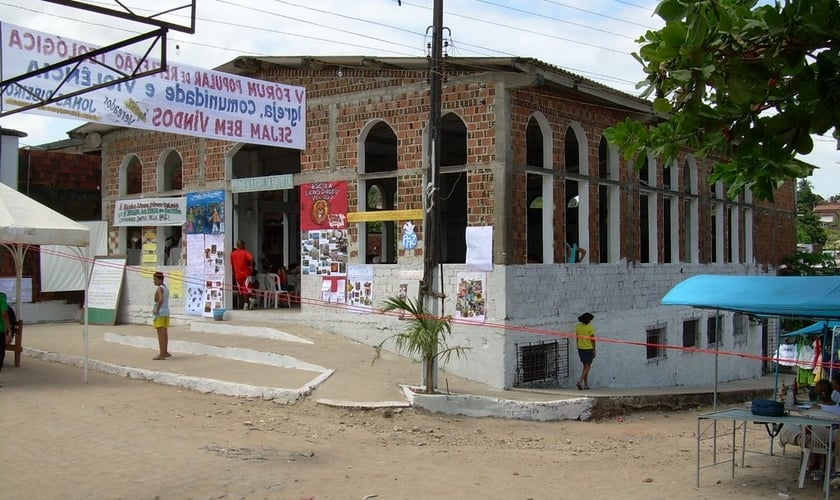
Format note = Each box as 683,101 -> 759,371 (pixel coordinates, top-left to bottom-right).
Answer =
119,154 -> 143,265
663,160 -> 679,263
359,121 -> 398,264
564,123 -> 589,263
596,136 -> 619,263
637,154 -> 657,263
123,155 -> 142,195
439,112 -> 468,263
681,156 -> 699,263
159,150 -> 183,192
155,149 -> 184,265
525,114 -> 553,263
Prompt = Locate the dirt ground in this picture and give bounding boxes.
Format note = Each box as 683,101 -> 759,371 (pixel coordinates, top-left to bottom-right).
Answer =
0,358 -> 833,500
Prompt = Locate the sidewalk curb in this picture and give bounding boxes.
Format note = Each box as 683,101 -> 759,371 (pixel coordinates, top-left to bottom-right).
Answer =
24,347 -> 320,403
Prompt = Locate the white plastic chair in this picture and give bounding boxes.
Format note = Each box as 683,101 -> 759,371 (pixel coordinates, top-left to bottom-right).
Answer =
797,425 -> 833,489
263,273 -> 291,308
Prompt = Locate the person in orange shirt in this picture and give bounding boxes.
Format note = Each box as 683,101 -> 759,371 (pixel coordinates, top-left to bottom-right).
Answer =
230,240 -> 254,309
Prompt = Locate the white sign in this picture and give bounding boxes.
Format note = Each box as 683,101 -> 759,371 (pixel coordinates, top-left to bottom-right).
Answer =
1,22 -> 306,149
231,174 -> 294,193
114,197 -> 186,226
87,258 -> 126,310
0,277 -> 32,303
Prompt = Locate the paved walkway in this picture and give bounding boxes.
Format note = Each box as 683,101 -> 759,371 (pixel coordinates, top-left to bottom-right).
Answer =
4,316 -> 778,420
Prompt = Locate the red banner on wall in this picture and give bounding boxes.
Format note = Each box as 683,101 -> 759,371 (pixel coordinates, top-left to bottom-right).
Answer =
300,181 -> 348,231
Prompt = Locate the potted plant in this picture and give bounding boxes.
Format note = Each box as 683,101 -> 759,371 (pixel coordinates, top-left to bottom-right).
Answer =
373,296 -> 469,394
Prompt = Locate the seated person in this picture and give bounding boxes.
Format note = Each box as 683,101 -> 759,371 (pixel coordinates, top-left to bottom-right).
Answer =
276,264 -> 294,292
831,372 -> 840,404
779,379 -> 840,482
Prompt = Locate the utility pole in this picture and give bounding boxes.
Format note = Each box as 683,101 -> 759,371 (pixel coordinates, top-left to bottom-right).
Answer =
419,0 -> 444,391
422,0 -> 444,307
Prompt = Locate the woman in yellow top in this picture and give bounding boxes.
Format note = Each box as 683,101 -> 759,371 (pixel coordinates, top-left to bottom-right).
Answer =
575,312 -> 596,390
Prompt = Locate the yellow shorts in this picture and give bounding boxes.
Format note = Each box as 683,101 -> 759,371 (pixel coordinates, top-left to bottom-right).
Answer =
153,316 -> 170,329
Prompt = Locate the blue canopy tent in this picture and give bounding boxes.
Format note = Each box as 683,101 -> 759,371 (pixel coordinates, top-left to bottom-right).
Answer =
782,321 -> 840,338
662,275 -> 840,407
661,275 -> 840,319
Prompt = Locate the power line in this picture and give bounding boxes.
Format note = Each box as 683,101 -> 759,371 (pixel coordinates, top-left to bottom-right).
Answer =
481,0 -> 655,34
399,0 -> 630,55
609,0 -> 658,12
0,0 -> 644,92
217,0 -> 423,55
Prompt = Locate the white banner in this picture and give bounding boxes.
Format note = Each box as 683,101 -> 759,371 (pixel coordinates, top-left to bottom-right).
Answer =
1,22 -> 306,149
114,197 -> 186,226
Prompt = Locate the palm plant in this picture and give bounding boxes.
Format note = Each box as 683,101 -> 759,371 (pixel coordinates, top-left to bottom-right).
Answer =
373,296 -> 469,394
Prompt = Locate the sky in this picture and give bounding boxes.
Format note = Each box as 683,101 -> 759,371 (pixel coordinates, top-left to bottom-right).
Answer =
0,0 -> 837,197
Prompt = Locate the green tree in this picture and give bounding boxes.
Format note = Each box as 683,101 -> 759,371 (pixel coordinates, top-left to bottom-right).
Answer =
605,0 -> 840,201
796,179 -> 826,245
780,250 -> 839,275
373,296 -> 468,394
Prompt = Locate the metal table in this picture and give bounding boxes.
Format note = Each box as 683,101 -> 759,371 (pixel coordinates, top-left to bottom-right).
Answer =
697,407 -> 837,499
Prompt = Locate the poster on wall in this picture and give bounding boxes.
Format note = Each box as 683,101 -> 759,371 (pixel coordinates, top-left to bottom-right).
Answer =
321,275 -> 347,304
300,181 -> 348,231
183,191 -> 227,316
185,234 -> 205,315
465,226 -> 493,271
455,272 -> 487,324
113,198 -> 187,226
300,229 -> 348,275
347,264 -> 374,310
186,190 -> 225,235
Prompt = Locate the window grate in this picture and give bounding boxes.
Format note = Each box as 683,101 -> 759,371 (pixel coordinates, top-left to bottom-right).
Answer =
514,339 -> 568,387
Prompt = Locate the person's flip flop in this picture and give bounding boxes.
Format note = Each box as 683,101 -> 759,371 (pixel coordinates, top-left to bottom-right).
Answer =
153,355 -> 167,360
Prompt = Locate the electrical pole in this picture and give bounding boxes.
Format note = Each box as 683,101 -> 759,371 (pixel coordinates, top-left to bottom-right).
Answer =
418,0 -> 444,391
422,0 -> 443,306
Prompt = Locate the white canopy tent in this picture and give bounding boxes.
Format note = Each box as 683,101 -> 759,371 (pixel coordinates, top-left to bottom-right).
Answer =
0,182 -> 92,379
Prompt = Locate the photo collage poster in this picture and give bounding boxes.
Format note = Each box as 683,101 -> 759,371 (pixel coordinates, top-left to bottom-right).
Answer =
455,272 -> 487,324
301,229 -> 348,304
185,190 -> 226,317
347,264 -> 374,311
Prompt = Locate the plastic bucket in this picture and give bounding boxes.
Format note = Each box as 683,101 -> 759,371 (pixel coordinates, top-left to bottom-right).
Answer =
212,308 -> 225,321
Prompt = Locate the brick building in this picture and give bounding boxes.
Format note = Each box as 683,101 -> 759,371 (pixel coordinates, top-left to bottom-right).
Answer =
84,56 -> 795,389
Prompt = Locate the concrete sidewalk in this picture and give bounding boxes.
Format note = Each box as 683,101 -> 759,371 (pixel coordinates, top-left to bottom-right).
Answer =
4,318 -> 777,420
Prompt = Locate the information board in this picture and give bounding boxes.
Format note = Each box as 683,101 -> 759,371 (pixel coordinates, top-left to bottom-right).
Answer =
86,256 -> 127,325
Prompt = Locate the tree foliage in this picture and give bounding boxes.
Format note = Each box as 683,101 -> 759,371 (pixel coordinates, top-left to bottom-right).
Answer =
796,179 -> 826,245
373,296 -> 469,394
605,0 -> 840,201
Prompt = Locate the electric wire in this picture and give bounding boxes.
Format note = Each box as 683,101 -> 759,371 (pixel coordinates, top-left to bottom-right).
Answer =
0,0 -> 648,91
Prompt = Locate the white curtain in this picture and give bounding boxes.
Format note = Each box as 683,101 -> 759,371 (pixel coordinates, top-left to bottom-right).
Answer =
40,220 -> 108,292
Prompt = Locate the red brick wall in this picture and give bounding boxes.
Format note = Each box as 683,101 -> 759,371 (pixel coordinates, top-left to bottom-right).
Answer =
97,65 -> 795,268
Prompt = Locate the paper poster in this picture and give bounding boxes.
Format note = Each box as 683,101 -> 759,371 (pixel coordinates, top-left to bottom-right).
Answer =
183,231 -> 225,316
455,272 -> 486,324
465,226 -> 493,271
186,190 -> 225,235
301,229 -> 347,275
300,181 -> 348,231
347,264 -> 374,310
168,270 -> 184,300
321,275 -> 346,304
113,197 -> 187,226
